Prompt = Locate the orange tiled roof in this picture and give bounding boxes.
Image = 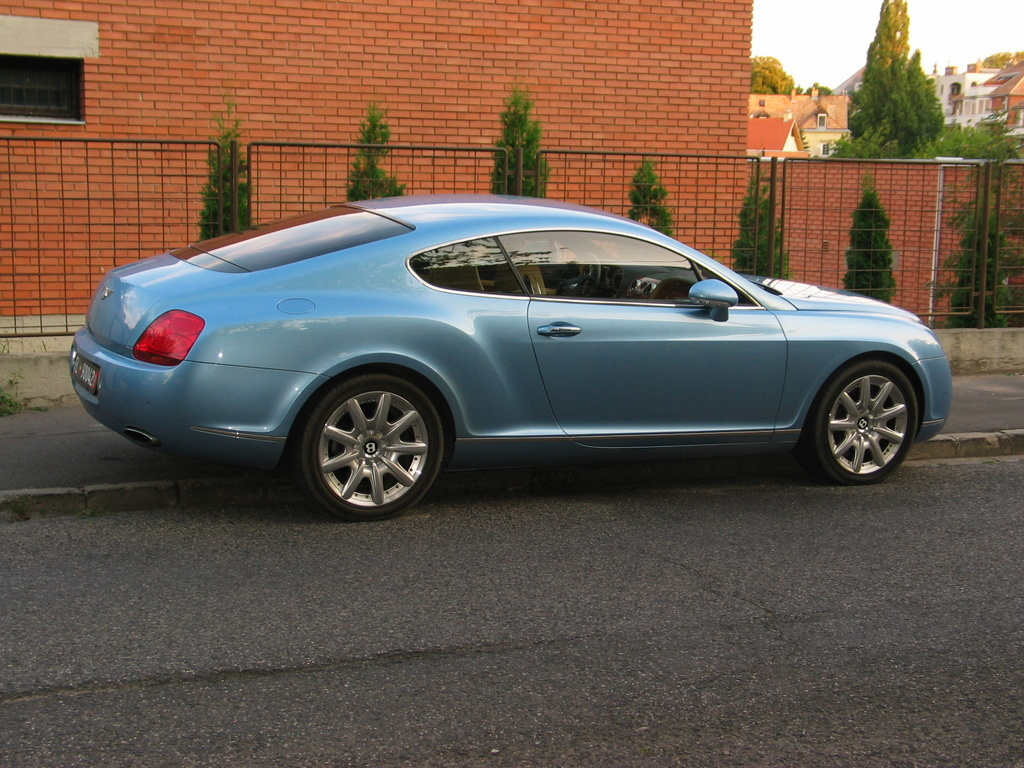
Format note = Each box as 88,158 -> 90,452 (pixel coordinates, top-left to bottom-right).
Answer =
747,118 -> 799,151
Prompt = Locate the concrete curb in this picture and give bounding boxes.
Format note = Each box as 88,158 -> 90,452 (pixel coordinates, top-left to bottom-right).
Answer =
3,430 -> 1022,524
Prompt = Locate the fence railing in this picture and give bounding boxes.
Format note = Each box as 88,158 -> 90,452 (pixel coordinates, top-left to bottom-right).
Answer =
0,137 -> 216,335
1,136 -> 1021,336
248,142 -> 508,224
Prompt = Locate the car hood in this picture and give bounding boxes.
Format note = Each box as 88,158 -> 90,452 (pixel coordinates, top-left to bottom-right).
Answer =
744,276 -> 919,319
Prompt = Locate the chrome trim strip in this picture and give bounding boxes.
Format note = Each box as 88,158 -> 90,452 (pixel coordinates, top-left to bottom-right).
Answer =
528,295 -> 767,310
458,435 -> 574,445
190,426 -> 288,443
460,429 -> 775,445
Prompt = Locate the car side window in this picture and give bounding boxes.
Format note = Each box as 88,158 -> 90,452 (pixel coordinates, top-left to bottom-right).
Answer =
498,230 -> 705,302
410,238 -> 525,295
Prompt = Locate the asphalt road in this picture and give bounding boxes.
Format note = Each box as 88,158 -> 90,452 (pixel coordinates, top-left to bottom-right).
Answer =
2,457 -> 1023,767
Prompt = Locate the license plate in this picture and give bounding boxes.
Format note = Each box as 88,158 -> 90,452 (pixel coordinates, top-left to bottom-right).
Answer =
71,349 -> 101,395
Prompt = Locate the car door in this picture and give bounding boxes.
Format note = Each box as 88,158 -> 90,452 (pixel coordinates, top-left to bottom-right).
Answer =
501,230 -> 788,448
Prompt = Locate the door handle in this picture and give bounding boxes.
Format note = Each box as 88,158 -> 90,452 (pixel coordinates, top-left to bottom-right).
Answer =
536,323 -> 582,338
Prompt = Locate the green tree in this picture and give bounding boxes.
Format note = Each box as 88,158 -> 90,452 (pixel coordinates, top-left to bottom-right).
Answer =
797,83 -> 833,95
943,168 -> 1024,328
730,174 -> 786,276
843,175 -> 897,303
843,1 -> 943,158
627,159 -> 673,235
983,51 -> 1024,69
490,86 -> 548,197
751,56 -> 795,94
944,207 -> 1010,328
347,103 -> 405,201
925,123 -> 1022,162
199,98 -> 250,239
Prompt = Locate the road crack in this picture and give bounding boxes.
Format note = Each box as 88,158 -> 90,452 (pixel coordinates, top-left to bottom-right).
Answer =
0,632 -> 600,705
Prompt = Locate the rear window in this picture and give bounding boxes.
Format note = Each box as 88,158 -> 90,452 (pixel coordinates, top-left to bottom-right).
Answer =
172,206 -> 412,272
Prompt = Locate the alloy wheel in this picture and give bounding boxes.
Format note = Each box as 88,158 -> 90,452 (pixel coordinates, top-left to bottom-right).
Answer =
827,374 -> 909,475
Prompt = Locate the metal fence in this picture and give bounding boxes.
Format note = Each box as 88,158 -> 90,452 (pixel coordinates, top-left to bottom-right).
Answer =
1,136 -> 1021,336
995,160 -> 1024,320
248,142 -> 507,224
0,137 -> 215,335
538,151 -> 1023,328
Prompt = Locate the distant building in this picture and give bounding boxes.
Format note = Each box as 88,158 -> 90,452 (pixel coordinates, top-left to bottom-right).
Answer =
747,91 -> 850,157
834,68 -> 864,96
985,62 -> 1024,137
836,60 -> 1024,137
931,62 -> 1001,128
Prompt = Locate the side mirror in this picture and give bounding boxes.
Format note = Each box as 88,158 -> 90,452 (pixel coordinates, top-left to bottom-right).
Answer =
689,279 -> 739,322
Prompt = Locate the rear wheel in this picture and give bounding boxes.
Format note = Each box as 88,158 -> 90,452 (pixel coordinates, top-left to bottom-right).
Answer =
795,360 -> 918,485
292,374 -> 446,521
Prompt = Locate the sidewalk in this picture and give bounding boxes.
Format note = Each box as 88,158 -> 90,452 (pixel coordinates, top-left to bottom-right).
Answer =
2,373 -> 1023,521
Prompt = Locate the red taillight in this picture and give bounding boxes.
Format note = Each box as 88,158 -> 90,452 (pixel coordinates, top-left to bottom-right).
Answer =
133,310 -> 206,366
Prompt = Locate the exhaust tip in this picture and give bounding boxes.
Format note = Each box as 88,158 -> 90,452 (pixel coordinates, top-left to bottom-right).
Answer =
124,427 -> 161,447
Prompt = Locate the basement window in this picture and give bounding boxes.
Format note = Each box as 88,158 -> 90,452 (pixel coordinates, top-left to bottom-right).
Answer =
0,55 -> 82,120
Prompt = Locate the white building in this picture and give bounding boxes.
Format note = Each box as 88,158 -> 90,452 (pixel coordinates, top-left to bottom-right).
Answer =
931,62 -> 1000,127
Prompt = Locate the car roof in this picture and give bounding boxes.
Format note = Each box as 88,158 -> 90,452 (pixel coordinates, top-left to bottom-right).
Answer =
350,194 -> 632,230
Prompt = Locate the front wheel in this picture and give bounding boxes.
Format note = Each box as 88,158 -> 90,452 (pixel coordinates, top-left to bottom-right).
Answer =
795,360 -> 919,485
292,374 -> 446,521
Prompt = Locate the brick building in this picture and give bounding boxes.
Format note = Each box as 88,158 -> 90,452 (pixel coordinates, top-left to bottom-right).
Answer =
747,91 -> 850,157
1,1 -> 753,153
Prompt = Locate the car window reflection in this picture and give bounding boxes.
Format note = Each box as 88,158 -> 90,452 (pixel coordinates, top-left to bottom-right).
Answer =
410,238 -> 525,295
499,230 -> 704,301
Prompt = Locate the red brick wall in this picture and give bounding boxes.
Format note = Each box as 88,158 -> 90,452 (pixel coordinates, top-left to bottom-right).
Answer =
0,0 -> 753,154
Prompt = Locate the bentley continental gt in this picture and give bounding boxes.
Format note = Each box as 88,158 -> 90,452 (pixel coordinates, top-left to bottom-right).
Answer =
71,195 -> 952,520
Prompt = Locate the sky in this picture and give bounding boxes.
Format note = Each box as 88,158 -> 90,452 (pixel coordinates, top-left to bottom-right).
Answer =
751,0 -> 1024,90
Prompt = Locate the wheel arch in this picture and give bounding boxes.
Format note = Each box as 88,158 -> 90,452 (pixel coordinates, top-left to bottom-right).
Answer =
801,350 -> 926,437
285,362 -> 458,467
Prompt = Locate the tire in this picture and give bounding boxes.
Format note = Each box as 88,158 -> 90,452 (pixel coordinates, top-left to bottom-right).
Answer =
795,360 -> 918,485
292,374 -> 446,521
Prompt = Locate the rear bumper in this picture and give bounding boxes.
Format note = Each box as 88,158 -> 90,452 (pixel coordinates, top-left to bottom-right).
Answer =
70,328 -> 323,469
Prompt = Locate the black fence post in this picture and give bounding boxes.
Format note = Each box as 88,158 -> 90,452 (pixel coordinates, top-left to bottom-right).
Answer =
766,157 -> 779,277
229,139 -> 240,233
976,162 -> 992,330
514,147 -> 524,196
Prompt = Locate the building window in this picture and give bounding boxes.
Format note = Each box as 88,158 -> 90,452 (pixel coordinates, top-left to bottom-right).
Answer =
0,55 -> 82,120
817,113 -> 827,128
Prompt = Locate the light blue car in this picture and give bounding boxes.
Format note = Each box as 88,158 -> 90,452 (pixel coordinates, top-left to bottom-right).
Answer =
71,195 -> 952,520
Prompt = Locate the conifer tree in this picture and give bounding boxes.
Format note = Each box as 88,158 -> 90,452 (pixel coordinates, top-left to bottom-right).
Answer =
944,207 -> 1009,328
628,159 -> 673,235
347,103 -> 405,202
843,175 -> 897,303
843,0 -> 943,158
490,87 -> 548,197
730,175 -> 786,276
199,98 -> 250,239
